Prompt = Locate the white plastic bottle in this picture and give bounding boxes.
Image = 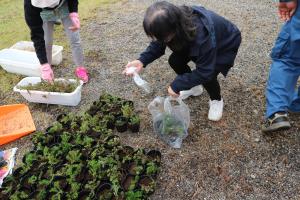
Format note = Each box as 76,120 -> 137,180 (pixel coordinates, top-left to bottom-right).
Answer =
126,66 -> 151,94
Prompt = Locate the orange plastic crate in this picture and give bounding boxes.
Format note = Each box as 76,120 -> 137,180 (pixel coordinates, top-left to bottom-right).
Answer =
0,104 -> 36,146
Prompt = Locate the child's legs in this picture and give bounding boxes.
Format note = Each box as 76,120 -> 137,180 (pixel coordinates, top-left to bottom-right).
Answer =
61,16 -> 84,67
289,86 -> 300,112
202,73 -> 221,101
168,52 -> 191,75
266,59 -> 299,118
43,21 -> 55,64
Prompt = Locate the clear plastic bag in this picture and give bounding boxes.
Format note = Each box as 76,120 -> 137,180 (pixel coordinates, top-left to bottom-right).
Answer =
0,148 -> 17,187
126,67 -> 151,94
148,97 -> 190,148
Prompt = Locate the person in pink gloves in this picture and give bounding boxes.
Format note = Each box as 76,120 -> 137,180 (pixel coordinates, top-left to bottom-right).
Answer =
24,0 -> 89,83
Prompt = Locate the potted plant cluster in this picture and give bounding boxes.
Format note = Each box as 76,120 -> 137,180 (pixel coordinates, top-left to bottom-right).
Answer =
87,93 -> 141,133
14,78 -> 84,106
0,93 -> 161,200
17,79 -> 80,93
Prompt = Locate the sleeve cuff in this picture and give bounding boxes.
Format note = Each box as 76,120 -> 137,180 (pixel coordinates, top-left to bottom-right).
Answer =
137,57 -> 149,68
170,81 -> 181,94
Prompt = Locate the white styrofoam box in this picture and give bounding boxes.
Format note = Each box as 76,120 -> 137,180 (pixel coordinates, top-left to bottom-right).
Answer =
13,77 -> 83,106
0,49 -> 41,77
10,41 -> 63,66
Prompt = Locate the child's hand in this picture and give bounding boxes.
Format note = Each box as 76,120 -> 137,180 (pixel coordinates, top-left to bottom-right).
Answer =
278,1 -> 297,21
69,12 -> 80,32
41,63 -> 54,83
123,60 -> 144,76
168,86 -> 179,98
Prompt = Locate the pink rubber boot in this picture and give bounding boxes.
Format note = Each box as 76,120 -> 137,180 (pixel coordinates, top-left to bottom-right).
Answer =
75,67 -> 89,83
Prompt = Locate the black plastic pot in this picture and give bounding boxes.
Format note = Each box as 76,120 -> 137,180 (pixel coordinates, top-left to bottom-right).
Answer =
95,182 -> 113,199
115,117 -> 128,133
76,168 -> 87,183
45,126 -> 53,134
53,162 -> 65,173
121,174 -> 136,192
53,175 -> 68,190
29,160 -> 40,173
19,186 -> 34,197
41,168 -> 52,180
128,122 -> 140,133
84,170 -> 94,182
137,175 -> 155,195
1,176 -> 16,189
123,146 -> 135,155
78,189 -> 92,200
56,113 -> 67,122
106,120 -> 115,130
146,150 -> 162,164
88,129 -> 101,139
122,100 -> 134,107
86,101 -> 100,116
20,175 -> 35,192
81,149 -> 90,160
12,167 -> 25,179
22,152 -> 37,165
104,135 -> 121,149
126,162 -> 144,176
29,190 -> 48,200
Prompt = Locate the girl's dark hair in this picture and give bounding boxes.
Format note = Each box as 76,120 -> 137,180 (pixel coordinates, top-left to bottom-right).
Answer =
143,1 -> 197,43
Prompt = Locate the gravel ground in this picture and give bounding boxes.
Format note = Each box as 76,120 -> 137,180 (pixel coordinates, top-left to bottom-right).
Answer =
1,0 -> 300,199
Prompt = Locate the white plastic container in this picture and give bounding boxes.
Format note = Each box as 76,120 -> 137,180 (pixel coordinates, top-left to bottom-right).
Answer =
0,49 -> 41,77
13,77 -> 83,106
10,41 -> 63,66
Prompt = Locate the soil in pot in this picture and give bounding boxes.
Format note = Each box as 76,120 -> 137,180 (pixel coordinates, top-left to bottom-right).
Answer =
17,79 -> 79,93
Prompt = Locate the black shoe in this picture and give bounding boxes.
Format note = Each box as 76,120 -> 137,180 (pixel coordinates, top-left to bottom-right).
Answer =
262,112 -> 291,133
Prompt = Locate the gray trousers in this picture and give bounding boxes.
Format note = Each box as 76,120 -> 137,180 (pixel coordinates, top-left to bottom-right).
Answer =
43,16 -> 84,66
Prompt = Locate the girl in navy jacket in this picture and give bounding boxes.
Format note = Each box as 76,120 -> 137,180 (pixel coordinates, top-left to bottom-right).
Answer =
124,1 -> 241,121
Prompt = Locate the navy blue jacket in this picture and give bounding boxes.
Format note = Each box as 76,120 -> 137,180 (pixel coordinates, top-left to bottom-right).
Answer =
138,6 -> 241,93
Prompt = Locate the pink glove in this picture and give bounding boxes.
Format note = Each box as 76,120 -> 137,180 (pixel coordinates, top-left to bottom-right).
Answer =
41,63 -> 54,83
69,12 -> 80,32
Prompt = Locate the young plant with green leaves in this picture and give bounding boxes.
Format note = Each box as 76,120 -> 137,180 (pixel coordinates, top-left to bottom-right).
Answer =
66,150 -> 82,164
121,104 -> 134,118
125,191 -> 143,200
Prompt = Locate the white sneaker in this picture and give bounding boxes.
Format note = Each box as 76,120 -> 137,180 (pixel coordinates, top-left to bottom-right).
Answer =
179,85 -> 204,100
208,99 -> 224,121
